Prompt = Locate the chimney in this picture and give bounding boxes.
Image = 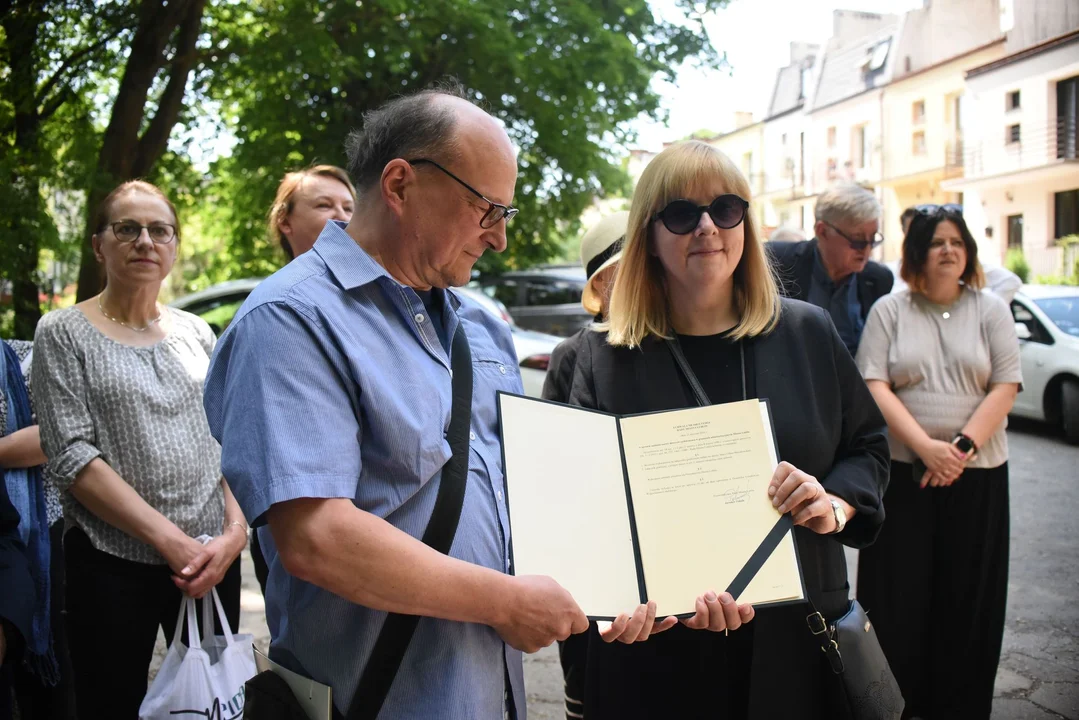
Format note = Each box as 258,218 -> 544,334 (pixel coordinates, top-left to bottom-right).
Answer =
734,111 -> 754,129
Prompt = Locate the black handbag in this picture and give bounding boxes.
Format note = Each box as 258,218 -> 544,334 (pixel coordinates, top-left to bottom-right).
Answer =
808,600 -> 905,720
245,323 -> 473,720
667,336 -> 904,720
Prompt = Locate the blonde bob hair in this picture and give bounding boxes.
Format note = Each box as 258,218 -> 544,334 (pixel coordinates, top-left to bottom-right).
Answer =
605,141 -> 781,348
268,165 -> 357,259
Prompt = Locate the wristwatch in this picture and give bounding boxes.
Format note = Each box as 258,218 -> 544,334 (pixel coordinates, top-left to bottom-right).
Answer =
952,433 -> 978,459
828,498 -> 847,535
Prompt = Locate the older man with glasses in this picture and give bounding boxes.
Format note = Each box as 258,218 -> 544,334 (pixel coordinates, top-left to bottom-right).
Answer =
767,183 -> 894,356
202,84 -> 672,720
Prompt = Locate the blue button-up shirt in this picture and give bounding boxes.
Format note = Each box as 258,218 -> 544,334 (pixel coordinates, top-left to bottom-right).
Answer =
807,246 -> 866,356
203,221 -> 526,719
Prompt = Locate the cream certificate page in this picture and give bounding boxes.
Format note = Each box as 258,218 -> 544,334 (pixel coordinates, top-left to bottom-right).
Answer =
499,394 -> 642,618
618,399 -> 803,616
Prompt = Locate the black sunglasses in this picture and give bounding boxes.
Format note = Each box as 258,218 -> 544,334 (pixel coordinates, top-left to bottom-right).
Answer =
408,158 -> 518,229
914,203 -> 963,217
822,221 -> 884,251
652,194 -> 749,235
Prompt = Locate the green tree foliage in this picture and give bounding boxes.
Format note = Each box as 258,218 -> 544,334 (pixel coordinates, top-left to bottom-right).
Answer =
0,0 -> 133,337
202,0 -> 727,281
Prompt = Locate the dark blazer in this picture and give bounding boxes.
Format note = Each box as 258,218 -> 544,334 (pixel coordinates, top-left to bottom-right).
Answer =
767,238 -> 894,321
567,299 -> 890,718
542,327 -> 588,404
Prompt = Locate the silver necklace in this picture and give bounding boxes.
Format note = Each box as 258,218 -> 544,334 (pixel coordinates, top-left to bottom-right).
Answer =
97,295 -> 163,332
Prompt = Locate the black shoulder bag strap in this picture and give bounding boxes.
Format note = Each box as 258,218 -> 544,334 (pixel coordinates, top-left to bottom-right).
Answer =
348,323 -> 473,720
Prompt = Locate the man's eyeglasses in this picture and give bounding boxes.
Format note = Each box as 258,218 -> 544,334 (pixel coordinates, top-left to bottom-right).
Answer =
408,158 -> 519,229
822,221 -> 883,251
652,194 -> 749,235
914,203 -> 963,217
109,221 -> 177,244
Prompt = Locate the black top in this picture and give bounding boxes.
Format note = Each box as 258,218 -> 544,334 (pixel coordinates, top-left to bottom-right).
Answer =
674,332 -> 754,404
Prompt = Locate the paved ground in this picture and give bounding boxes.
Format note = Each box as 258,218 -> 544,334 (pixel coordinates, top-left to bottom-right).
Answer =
151,420 -> 1079,719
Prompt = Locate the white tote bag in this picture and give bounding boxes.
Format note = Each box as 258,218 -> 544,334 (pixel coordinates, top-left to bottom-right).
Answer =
139,587 -> 257,720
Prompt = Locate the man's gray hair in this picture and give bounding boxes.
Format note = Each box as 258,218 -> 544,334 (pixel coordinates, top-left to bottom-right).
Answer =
815,183 -> 881,226
344,79 -> 468,191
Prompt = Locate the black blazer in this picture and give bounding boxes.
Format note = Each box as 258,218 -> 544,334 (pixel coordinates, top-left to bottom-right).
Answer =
567,300 -> 891,717
767,238 -> 894,321
567,299 -> 889,608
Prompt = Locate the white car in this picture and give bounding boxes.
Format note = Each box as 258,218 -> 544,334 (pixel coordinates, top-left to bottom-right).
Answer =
169,279 -> 561,397
1008,285 -> 1079,443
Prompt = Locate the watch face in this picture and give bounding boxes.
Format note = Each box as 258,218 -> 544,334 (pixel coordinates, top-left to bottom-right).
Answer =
955,437 -> 974,453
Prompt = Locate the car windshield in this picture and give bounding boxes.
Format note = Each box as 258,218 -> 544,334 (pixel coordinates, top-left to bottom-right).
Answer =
1034,296 -> 1079,337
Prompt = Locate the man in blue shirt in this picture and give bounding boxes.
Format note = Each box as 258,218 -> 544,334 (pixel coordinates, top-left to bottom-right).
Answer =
203,88 -> 676,719
766,184 -> 894,356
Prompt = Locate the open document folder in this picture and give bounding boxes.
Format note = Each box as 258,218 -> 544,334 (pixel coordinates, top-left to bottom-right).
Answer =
497,393 -> 805,620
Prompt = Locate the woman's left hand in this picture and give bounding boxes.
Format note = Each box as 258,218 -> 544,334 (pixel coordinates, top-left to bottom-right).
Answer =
769,461 -> 845,535
173,526 -> 246,599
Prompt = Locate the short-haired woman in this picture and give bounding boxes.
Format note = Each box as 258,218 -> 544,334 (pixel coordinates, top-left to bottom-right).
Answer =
32,181 -> 247,717
246,165 -> 358,596
856,206 -> 1021,719
565,141 -> 890,718
269,165 -> 356,259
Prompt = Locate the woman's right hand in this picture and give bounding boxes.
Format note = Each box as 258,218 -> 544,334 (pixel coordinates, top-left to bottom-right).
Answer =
916,439 -> 966,480
680,591 -> 754,633
157,531 -> 207,577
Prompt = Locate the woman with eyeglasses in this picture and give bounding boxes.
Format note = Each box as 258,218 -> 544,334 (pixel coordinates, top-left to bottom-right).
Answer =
564,141 -> 890,718
855,206 -> 1021,719
32,181 -> 246,717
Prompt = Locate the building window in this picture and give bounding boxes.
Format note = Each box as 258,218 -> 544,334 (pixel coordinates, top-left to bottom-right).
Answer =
853,125 -> 869,169
1007,124 -> 1021,144
827,126 -> 836,148
1056,189 -> 1079,239
912,131 -> 927,156
743,151 -> 754,180
1007,90 -> 1021,111
781,133 -> 787,146
912,100 -> 926,124
1008,214 -> 1023,249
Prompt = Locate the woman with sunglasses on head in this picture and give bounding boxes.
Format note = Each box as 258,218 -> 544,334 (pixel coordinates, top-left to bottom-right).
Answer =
855,206 -> 1021,720
565,141 -> 890,719
31,181 -> 246,718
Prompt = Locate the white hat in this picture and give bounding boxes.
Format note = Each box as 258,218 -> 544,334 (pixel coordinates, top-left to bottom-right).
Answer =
579,211 -> 628,315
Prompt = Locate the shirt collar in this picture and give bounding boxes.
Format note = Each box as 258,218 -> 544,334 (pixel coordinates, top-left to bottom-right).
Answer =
312,220 -> 461,309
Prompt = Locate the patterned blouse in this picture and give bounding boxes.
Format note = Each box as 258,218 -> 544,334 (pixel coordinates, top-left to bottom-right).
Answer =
1,339 -> 63,526
32,307 -> 225,564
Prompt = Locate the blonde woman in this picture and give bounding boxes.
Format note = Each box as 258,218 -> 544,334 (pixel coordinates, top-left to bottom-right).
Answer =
269,165 -> 356,259
565,141 -> 890,718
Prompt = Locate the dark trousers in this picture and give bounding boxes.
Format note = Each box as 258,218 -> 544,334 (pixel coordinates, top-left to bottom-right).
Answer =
558,633 -> 587,719
857,461 -> 1010,720
64,527 -> 242,719
12,520 -> 76,720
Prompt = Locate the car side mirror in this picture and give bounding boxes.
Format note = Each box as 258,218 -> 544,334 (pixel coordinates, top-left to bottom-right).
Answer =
1014,322 -> 1032,341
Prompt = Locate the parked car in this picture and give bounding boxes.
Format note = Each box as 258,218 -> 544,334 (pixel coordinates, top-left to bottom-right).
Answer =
470,265 -> 593,337
169,278 -> 560,397
1009,285 -> 1079,443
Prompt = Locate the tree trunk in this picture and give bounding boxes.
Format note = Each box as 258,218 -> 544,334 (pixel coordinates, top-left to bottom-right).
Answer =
3,4 -> 45,338
74,0 -> 207,300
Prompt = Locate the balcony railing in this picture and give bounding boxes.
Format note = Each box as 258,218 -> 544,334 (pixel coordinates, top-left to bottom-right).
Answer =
958,117 -> 1078,180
